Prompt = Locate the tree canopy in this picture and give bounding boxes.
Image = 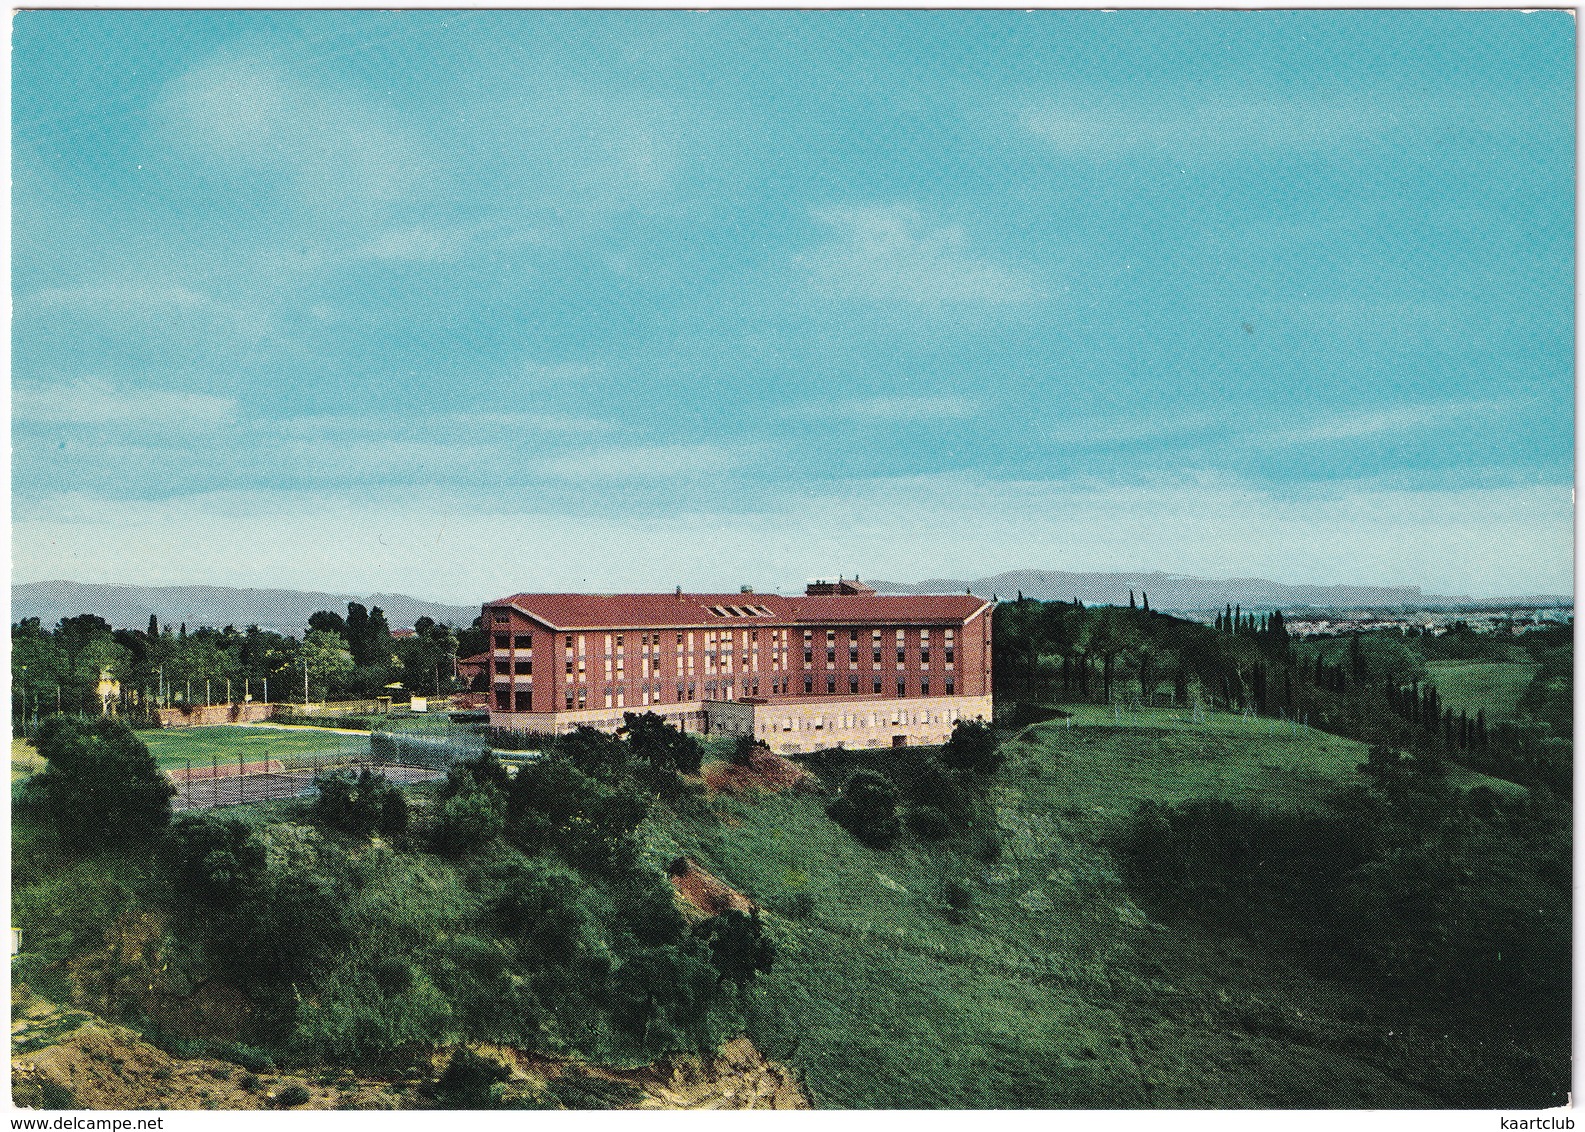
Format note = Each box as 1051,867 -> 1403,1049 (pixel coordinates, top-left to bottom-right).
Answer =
27,716 -> 175,846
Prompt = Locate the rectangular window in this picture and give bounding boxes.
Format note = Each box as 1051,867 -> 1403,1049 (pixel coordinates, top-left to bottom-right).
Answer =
577,688 -> 587,709
493,612 -> 509,624
804,648 -> 813,664
945,677 -> 955,694
849,676 -> 860,694
566,635 -> 574,647
873,678 -> 883,695
897,678 -> 906,697
494,634 -> 509,650
565,691 -> 575,710
515,690 -> 532,712
513,635 -> 531,650
566,661 -> 574,676
897,649 -> 907,664
873,649 -> 882,664
922,680 -> 930,696
495,688 -> 512,711
826,647 -> 836,663
827,676 -> 837,694
495,660 -> 510,676
804,676 -> 814,694
945,648 -> 955,665
515,660 -> 532,675
920,649 -> 930,666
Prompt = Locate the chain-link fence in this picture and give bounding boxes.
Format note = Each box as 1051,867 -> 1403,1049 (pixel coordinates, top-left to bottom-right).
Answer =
169,724 -> 486,812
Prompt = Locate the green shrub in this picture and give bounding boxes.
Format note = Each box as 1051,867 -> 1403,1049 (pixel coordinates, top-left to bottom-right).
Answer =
432,788 -> 505,855
940,720 -> 1002,776
781,891 -> 816,919
828,770 -> 900,849
277,1084 -> 311,1108
906,804 -> 951,840
436,1048 -> 511,1109
313,767 -> 408,838
30,716 -> 175,847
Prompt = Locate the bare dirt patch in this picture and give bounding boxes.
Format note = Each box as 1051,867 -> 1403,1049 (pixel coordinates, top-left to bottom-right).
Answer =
669,858 -> 756,916
12,990 -> 808,1110
702,751 -> 818,795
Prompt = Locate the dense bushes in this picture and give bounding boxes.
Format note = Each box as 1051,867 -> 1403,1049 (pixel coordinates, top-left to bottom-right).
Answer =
26,716 -> 175,847
818,726 -> 1004,851
13,711 -> 763,1080
1115,781 -> 1571,1024
313,768 -> 408,838
828,770 -> 900,848
940,720 -> 1002,776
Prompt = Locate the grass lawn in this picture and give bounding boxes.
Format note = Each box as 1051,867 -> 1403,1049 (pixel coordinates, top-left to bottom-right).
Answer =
1008,705 -> 1524,807
661,707 -> 1535,1108
1424,660 -> 1539,722
138,725 -> 369,771
12,738 -> 44,781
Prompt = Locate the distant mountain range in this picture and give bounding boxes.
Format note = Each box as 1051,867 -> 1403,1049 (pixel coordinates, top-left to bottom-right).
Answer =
11,581 -> 479,637
865,570 -> 1570,612
10,574 -> 1570,635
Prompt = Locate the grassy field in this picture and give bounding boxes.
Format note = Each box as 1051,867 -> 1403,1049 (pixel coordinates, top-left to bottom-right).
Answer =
663,710 -> 1534,1108
12,738 -> 44,782
1424,660 -> 1538,721
137,725 -> 369,771
1011,705 -> 1525,805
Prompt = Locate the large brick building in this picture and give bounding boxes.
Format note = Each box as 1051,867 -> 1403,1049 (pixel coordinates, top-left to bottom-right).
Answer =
481,579 -> 993,753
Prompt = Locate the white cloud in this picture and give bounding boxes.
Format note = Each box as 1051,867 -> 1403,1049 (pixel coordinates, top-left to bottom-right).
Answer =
1256,401 -> 1510,447
799,205 -> 1042,304
13,379 -> 237,428
156,51 -> 428,210
1021,94 -> 1408,158
358,226 -> 467,263
22,283 -> 273,341
787,395 -> 980,421
532,443 -> 746,481
521,360 -> 600,385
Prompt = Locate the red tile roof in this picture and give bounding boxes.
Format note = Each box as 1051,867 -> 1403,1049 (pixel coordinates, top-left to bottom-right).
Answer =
484,591 -> 990,630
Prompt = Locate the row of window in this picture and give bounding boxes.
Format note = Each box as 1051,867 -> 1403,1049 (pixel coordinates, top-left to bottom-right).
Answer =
766,706 -> 964,733
495,672 -> 958,712
493,626 -> 957,655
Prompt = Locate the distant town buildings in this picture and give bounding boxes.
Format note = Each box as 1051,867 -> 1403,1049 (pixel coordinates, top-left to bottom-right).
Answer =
479,579 -> 994,753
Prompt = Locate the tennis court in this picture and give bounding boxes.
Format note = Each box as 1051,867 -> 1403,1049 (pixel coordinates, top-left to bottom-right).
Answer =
169,756 -> 447,811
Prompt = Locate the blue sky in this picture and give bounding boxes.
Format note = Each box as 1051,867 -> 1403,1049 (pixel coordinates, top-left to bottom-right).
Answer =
11,10 -> 1574,603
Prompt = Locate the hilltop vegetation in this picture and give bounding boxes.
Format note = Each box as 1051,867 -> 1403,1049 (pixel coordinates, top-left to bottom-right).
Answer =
669,708 -> 1565,1107
10,597 -> 1572,1109
12,714 -> 780,1108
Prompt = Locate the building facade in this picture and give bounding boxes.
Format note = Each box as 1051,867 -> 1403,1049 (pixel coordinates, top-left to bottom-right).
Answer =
482,579 -> 993,753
